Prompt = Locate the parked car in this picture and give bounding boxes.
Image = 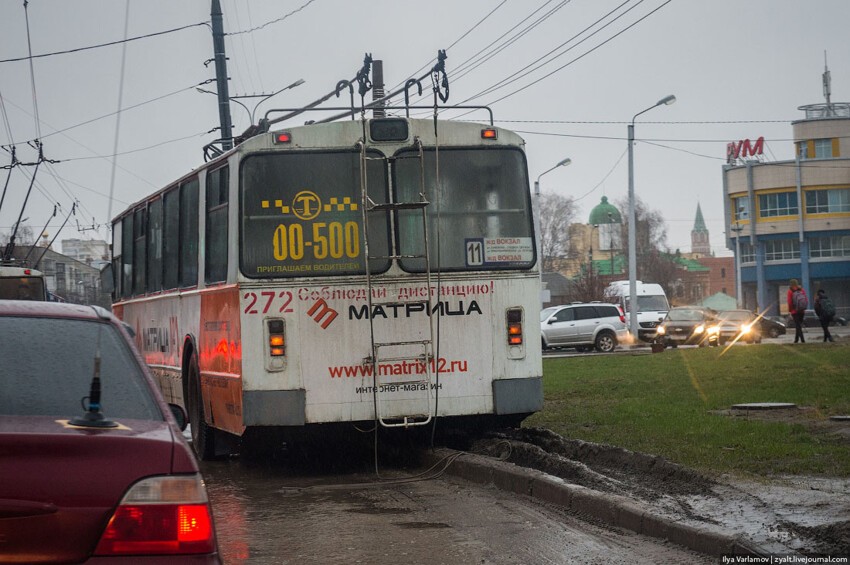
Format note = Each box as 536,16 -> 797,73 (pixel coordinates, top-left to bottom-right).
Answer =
708,309 -> 762,345
541,302 -> 628,353
654,306 -> 715,348
758,316 -> 787,338
785,310 -> 848,328
0,301 -> 220,563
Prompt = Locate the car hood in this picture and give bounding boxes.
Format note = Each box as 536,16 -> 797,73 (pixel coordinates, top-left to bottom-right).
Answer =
0,416 -> 193,563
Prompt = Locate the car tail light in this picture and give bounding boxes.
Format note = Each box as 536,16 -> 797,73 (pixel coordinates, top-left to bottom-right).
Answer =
507,308 -> 523,346
95,475 -> 216,556
617,307 -> 626,324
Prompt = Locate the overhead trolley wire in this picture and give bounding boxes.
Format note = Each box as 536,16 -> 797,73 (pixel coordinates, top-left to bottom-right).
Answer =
404,0 -> 572,110
455,0 -> 650,108
225,0 -> 317,36
0,22 -> 210,65
451,0 -> 573,84
472,0 -> 674,108
107,0 -> 132,229
386,0 -> 510,94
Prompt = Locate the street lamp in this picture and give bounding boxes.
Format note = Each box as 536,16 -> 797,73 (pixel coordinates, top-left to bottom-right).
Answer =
197,78 -> 305,127
534,157 -> 571,304
627,94 -> 675,340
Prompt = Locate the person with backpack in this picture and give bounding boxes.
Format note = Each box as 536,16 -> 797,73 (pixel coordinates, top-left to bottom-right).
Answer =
787,279 -> 808,343
814,289 -> 835,342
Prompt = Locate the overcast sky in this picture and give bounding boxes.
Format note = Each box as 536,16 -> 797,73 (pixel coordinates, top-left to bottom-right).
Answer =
1,0 -> 848,258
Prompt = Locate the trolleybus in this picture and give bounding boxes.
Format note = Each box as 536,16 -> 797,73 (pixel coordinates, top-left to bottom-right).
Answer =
0,264 -> 48,301
110,114 -> 543,459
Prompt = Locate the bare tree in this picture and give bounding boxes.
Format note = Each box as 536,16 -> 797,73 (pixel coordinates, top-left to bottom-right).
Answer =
613,195 -> 674,290
567,262 -> 608,303
538,192 -> 577,272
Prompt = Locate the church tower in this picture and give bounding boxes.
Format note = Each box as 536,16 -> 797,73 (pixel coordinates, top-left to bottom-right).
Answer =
691,203 -> 711,257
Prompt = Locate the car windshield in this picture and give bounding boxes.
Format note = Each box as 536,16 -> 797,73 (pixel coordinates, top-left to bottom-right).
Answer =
540,307 -> 558,322
667,309 -> 704,322
719,311 -> 750,321
0,316 -> 162,420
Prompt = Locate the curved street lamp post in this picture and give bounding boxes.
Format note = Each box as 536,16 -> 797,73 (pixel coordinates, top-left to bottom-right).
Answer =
534,158 -> 572,304
627,94 -> 675,340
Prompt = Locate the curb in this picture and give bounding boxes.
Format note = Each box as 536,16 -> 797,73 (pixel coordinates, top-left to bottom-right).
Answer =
425,448 -> 766,558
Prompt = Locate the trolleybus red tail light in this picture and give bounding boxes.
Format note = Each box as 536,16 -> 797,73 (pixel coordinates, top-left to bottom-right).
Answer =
506,308 -> 523,345
481,128 -> 498,140
273,131 -> 292,144
94,475 -> 216,556
268,319 -> 285,356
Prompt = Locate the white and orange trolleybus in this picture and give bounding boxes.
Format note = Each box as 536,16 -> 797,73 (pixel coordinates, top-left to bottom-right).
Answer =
110,114 -> 543,459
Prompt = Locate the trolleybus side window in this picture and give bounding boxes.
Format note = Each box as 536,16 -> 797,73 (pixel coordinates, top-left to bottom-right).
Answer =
132,207 -> 146,295
239,150 -> 390,278
162,187 -> 180,290
179,178 -> 199,287
394,147 -> 533,272
205,166 -> 229,284
147,197 -> 163,292
121,214 -> 133,298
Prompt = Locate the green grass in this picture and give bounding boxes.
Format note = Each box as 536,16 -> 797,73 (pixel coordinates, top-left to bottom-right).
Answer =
525,342 -> 850,477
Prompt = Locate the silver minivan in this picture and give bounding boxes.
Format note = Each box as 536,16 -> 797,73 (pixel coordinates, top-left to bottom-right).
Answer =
540,302 -> 628,353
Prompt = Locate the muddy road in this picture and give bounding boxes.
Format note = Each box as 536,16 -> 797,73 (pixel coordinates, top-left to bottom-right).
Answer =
200,445 -> 713,565
198,427 -> 850,563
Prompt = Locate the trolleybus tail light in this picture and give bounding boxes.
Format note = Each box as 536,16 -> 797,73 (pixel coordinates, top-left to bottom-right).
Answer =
481,128 -> 498,140
268,319 -> 285,356
94,474 -> 216,556
506,308 -> 523,346
273,131 -> 292,144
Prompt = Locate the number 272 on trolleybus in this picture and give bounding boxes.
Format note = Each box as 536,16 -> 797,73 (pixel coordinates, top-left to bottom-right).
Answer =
110,116 -> 543,459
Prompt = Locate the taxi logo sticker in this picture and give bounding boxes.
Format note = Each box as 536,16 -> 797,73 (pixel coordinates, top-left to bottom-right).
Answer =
292,191 -> 322,220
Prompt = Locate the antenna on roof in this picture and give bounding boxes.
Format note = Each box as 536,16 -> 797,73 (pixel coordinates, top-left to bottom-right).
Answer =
823,51 -> 832,107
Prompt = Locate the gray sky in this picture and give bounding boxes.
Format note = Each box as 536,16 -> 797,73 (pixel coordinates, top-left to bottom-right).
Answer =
1,0 -> 848,257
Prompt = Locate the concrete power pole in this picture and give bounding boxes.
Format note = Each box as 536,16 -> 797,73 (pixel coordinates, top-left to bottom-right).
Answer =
211,0 -> 233,151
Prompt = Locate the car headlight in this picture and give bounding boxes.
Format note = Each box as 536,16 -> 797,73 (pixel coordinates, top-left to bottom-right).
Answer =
656,325 -> 666,335
694,325 -> 704,334
741,324 -> 751,334
708,326 -> 719,335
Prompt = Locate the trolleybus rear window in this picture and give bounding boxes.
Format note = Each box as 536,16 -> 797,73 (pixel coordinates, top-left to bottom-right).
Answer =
240,151 -> 390,278
394,147 -> 534,272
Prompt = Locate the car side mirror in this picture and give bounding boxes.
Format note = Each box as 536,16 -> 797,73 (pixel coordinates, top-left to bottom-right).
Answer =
169,403 -> 188,431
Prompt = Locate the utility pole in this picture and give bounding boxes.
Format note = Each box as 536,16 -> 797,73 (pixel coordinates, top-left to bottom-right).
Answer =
211,0 -> 233,151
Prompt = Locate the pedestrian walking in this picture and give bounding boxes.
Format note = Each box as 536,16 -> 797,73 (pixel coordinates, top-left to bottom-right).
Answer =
787,279 -> 808,343
813,289 -> 835,342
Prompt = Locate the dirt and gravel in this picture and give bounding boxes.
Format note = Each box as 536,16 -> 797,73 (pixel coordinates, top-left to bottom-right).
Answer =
469,427 -> 850,556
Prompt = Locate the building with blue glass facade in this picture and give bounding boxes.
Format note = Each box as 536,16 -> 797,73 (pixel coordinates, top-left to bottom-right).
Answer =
723,101 -> 850,318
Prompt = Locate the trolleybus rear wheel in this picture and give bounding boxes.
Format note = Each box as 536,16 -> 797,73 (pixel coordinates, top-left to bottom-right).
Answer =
188,353 -> 216,460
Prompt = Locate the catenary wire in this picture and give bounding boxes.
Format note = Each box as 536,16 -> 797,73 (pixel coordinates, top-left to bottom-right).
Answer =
107,0 -> 131,231
0,22 -> 209,64
459,0 -> 674,113
386,0 -> 510,93
456,0 -> 639,104
225,0 -> 317,35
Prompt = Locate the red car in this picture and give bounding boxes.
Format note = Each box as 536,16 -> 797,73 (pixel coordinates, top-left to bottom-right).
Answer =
0,301 -> 220,563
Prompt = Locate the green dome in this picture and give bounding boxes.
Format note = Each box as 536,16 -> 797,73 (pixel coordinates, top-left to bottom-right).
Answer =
588,196 -> 622,225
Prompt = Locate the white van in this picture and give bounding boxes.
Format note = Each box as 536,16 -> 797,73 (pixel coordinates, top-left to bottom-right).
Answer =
604,280 -> 670,343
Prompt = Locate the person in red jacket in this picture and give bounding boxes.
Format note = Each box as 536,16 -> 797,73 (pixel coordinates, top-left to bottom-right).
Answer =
787,279 -> 807,343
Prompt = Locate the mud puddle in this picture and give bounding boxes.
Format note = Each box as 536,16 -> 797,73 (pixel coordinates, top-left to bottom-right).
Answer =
472,427 -> 850,555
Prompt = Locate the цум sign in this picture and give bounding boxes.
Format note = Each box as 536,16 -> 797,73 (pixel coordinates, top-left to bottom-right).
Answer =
726,136 -> 764,164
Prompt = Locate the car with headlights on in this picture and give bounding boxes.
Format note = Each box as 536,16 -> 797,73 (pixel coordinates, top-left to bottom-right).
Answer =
0,301 -> 220,563
540,302 -> 628,353
708,309 -> 762,345
654,306 -> 715,348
